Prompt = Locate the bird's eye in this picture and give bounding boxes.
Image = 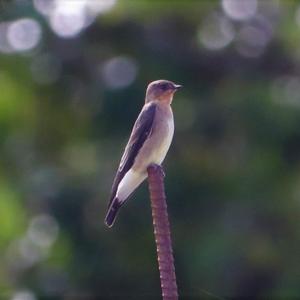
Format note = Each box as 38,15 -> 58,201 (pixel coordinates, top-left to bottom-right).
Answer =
160,83 -> 168,91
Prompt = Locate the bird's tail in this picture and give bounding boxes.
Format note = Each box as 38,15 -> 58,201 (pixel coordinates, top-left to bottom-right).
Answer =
104,197 -> 121,228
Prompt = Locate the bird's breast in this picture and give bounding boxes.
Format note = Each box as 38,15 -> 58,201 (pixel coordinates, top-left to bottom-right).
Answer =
153,115 -> 174,162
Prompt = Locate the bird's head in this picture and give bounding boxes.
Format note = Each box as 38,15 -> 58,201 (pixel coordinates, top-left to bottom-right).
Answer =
145,80 -> 182,104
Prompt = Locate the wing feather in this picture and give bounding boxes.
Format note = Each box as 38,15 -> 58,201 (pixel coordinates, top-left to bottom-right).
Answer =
107,103 -> 156,208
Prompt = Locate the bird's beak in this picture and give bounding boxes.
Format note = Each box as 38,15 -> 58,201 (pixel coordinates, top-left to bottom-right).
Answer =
173,84 -> 182,91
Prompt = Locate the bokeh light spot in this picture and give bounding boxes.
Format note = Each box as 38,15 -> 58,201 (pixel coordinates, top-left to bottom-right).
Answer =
27,214 -> 59,248
0,22 -> 13,53
18,237 -> 48,267
41,0 -> 118,39
86,0 -> 117,15
101,56 -> 138,89
236,16 -> 273,58
271,76 -> 300,107
12,290 -> 36,300
198,13 -> 235,51
49,5 -> 86,38
33,0 -> 55,16
222,0 -> 257,21
7,18 -> 42,52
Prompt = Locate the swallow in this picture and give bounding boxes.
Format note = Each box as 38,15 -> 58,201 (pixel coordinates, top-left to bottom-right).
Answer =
104,79 -> 182,227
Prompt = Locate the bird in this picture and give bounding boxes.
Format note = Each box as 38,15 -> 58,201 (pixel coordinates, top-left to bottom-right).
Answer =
104,79 -> 182,227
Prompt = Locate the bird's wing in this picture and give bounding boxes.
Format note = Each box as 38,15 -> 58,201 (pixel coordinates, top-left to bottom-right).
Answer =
107,102 -> 156,207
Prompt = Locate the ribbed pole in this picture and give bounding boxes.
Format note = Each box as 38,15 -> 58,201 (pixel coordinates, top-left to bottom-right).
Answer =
147,164 -> 178,300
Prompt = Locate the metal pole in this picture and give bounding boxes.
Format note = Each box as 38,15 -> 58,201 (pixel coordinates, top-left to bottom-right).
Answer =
147,164 -> 178,300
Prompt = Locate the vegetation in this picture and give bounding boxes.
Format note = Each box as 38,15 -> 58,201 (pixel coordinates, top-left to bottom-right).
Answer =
0,0 -> 299,298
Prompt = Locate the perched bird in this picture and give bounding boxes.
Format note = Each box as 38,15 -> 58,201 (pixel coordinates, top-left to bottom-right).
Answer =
105,80 -> 182,227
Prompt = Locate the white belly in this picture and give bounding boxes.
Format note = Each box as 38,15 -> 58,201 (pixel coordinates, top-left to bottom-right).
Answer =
132,105 -> 174,173
116,119 -> 173,202
116,169 -> 147,202
151,118 -> 174,165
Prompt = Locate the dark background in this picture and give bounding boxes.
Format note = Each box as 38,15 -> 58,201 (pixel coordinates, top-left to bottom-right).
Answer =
0,0 -> 299,298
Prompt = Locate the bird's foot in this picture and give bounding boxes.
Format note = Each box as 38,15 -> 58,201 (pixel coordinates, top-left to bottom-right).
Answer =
148,164 -> 165,177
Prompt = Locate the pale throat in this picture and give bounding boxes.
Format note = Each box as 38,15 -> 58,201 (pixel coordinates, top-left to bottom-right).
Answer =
146,91 -> 174,104
159,93 -> 174,105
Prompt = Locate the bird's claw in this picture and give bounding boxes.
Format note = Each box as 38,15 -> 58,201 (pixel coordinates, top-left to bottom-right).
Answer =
148,164 -> 165,177
160,167 -> 165,178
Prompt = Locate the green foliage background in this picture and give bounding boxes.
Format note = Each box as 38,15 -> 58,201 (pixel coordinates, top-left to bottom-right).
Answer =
0,0 -> 299,298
